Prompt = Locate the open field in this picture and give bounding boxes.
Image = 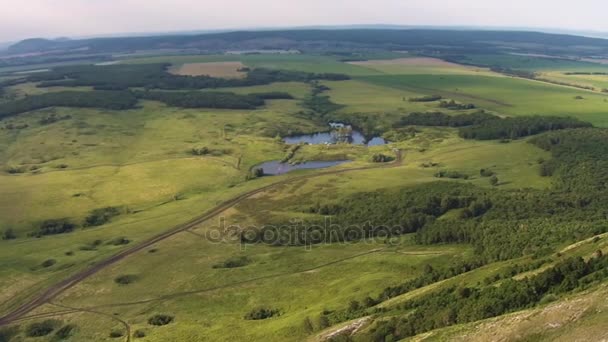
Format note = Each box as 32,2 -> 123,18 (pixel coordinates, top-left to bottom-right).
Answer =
538,70 -> 608,90
2,50 -> 608,342
358,74 -> 608,126
170,62 -> 247,78
348,57 -> 496,76
450,53 -> 608,72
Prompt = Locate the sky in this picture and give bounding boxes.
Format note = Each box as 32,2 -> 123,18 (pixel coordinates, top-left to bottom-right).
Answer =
1,0 -> 608,42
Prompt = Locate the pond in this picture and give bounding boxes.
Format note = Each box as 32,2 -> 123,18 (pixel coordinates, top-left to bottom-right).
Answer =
253,160 -> 351,176
283,123 -> 386,146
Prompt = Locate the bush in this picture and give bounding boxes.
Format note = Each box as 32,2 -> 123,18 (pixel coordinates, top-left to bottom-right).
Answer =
31,219 -> 76,237
191,147 -> 210,156
109,330 -> 124,338
54,324 -> 76,339
148,314 -> 174,326
479,168 -> 495,177
247,168 -> 264,180
212,256 -> 252,269
434,170 -> 469,179
0,326 -> 19,342
133,329 -> 146,338
26,320 -> 59,337
371,153 -> 395,163
2,228 -> 16,240
108,237 -> 130,246
408,95 -> 442,102
244,307 -> 280,320
84,206 -> 122,227
114,274 -> 138,285
41,259 -> 57,268
6,165 -> 26,174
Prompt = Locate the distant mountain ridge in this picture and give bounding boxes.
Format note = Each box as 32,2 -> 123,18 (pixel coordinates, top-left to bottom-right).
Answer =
6,28 -> 608,57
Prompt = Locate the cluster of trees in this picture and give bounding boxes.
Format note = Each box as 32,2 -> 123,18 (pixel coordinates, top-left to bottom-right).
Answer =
29,63 -> 349,90
148,314 -> 174,326
395,111 -> 497,127
458,116 -> 592,140
371,153 -> 394,163
29,219 -> 76,238
408,95 -> 443,102
244,307 -> 280,320
0,88 -> 298,118
83,206 -> 122,227
249,91 -> 294,100
490,66 -> 536,79
564,71 -> 608,75
434,170 -> 470,179
0,90 -> 138,118
212,256 -> 252,269
241,183 -> 485,246
438,100 -> 475,110
38,113 -> 72,125
301,92 -> 343,116
134,90 -> 265,109
363,254 -> 608,341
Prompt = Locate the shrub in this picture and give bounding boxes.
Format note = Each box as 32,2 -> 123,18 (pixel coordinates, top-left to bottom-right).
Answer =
244,307 -> 280,320
114,274 -> 138,285
41,259 -> 57,268
31,219 -> 76,237
54,324 -> 76,339
84,206 -> 122,227
6,165 -> 26,174
26,320 -> 59,337
148,314 -> 174,326
2,228 -> 16,240
133,329 -> 146,338
479,168 -> 495,177
434,170 -> 469,179
108,237 -> 131,246
212,256 -> 252,269
371,153 -> 394,163
247,168 -> 264,180
0,326 -> 19,342
408,95 -> 442,102
191,147 -> 210,156
109,330 -> 124,338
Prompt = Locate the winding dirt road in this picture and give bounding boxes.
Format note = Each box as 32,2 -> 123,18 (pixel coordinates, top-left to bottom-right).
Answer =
0,151 -> 402,326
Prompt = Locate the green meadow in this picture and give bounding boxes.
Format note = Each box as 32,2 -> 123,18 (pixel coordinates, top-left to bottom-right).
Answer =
1,53 -> 608,341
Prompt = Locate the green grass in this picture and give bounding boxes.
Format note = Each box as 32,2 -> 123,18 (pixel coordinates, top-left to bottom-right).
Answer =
1,53 -> 605,342
121,54 -> 382,76
539,71 -> 608,90
358,74 -> 608,126
453,53 -> 608,72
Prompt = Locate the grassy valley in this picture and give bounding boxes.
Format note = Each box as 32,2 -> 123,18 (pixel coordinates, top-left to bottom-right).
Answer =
2,29 -> 608,342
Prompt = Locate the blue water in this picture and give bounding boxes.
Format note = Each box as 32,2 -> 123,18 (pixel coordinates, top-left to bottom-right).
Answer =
283,123 -> 386,146
253,160 -> 351,175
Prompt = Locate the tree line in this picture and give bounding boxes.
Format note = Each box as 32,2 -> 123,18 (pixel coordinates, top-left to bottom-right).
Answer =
0,90 -> 138,119
0,89 -> 296,118
28,63 -> 350,90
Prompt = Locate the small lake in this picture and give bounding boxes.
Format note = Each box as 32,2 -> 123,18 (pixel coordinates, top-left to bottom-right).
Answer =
283,123 -> 387,146
253,160 -> 351,175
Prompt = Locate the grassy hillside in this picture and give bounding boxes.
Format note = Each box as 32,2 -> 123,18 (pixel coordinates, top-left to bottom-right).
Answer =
2,52 -> 608,342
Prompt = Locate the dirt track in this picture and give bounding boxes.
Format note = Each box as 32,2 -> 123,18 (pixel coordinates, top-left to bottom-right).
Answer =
0,151 -> 402,326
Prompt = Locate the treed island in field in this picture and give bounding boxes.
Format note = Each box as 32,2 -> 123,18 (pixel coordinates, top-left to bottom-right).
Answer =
1,29 -> 608,341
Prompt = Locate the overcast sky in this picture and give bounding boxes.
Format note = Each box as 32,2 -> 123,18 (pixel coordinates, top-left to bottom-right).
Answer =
2,0 -> 608,42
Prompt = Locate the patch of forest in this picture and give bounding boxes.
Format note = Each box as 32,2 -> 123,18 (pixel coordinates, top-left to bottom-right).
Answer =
395,112 -> 591,140
27,64 -> 349,90
0,91 -> 138,119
